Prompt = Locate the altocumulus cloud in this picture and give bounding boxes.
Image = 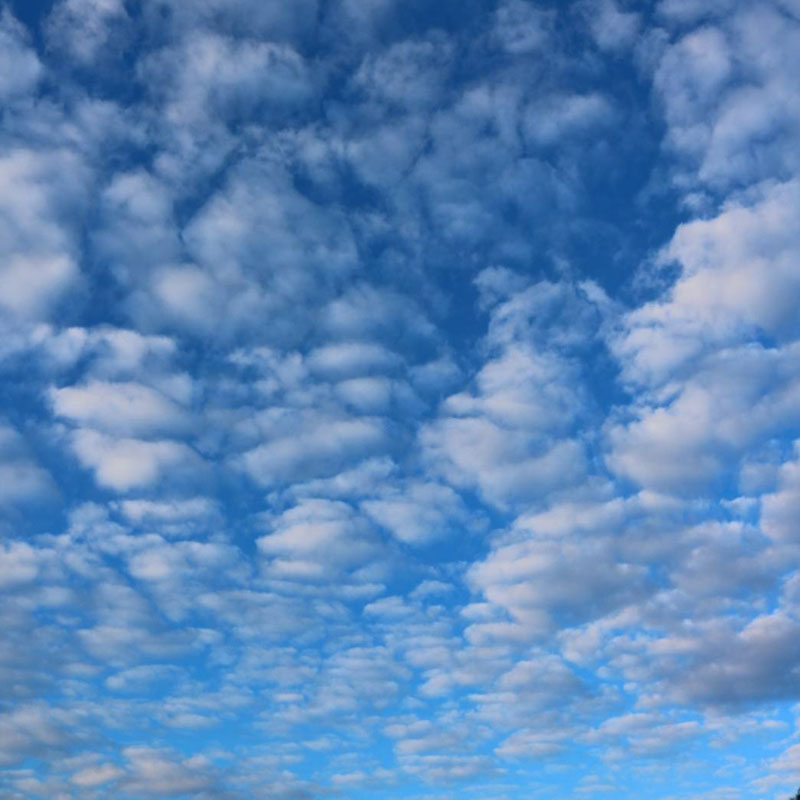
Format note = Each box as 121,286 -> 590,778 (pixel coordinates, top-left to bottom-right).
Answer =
1,1 -> 800,798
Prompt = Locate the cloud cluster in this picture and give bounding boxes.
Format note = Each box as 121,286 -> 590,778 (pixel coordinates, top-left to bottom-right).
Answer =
1,1 -> 800,798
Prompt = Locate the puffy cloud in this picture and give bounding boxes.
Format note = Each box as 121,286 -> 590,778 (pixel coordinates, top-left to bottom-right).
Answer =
0,704 -> 89,767
581,0 -> 641,52
0,11 -> 42,101
609,179 -> 800,498
636,611 -> 800,709
70,430 -> 202,491
422,277 -> 598,508
362,480 -> 474,544
141,33 -> 314,128
0,542 -> 40,587
0,425 -> 53,507
144,159 -> 360,340
491,0 -> 553,55
424,416 -> 586,509
467,530 -> 647,641
0,149 -> 90,320
70,761 -> 124,788
257,499 -> 384,583
761,444 -> 800,542
115,497 -> 221,538
51,380 -> 191,437
306,342 -> 402,380
618,180 -> 800,388
241,412 -> 389,488
653,2 -> 800,191
349,34 -> 453,112
45,0 -> 131,65
91,170 -> 181,293
522,92 -> 616,148
1,1 -> 800,797
118,747 -> 225,797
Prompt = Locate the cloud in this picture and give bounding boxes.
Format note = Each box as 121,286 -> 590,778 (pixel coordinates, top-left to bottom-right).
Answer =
422,277 -> 598,508
1,1 -> 800,797
306,342 -> 402,380
45,0 -> 130,66
761,443 -> 800,542
581,0 -> 641,52
0,425 -> 54,507
141,33 -> 314,128
118,747 -> 226,798
145,158 -> 360,340
71,761 -> 124,788
115,497 -> 221,538
362,480 -> 474,544
51,380 -> 191,437
70,430 -> 202,491
653,2 -> 800,191
241,412 -> 389,488
607,177 -> 800,503
523,92 -> 616,148
0,149 -> 89,320
606,343 -> 800,495
618,180 -> 800,387
257,499 -> 384,583
491,0 -> 553,55
0,704 -> 88,767
0,11 -> 42,101
640,611 -> 800,709
0,542 -> 41,587
349,34 -> 453,112
466,530 -> 647,641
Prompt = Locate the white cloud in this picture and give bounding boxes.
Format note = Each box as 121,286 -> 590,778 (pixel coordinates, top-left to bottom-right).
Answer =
422,278 -> 597,508
70,761 -> 124,788
350,35 -> 453,112
1,1 -> 800,795
523,92 -> 615,147
70,429 -> 201,491
491,0 -> 553,55
653,3 -> 800,191
241,412 -> 389,488
0,542 -> 40,587
466,530 -> 647,642
45,0 -> 130,65
0,149 -> 89,320
142,33 -> 314,127
51,380 -> 190,437
257,499 -> 383,582
361,481 -> 473,545
609,178 -> 800,496
0,11 -> 42,101
582,0 -> 641,52
0,426 -> 53,507
116,497 -> 220,528
119,747 -> 221,797
307,341 -> 402,379
761,444 -> 800,542
92,170 -> 180,293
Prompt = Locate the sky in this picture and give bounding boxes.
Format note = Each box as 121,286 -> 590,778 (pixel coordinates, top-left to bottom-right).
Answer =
1,0 -> 800,797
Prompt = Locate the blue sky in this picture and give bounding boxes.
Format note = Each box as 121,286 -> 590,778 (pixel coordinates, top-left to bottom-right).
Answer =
1,0 -> 800,797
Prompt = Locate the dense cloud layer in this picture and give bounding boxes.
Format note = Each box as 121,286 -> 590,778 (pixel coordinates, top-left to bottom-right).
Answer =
1,0 -> 799,798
